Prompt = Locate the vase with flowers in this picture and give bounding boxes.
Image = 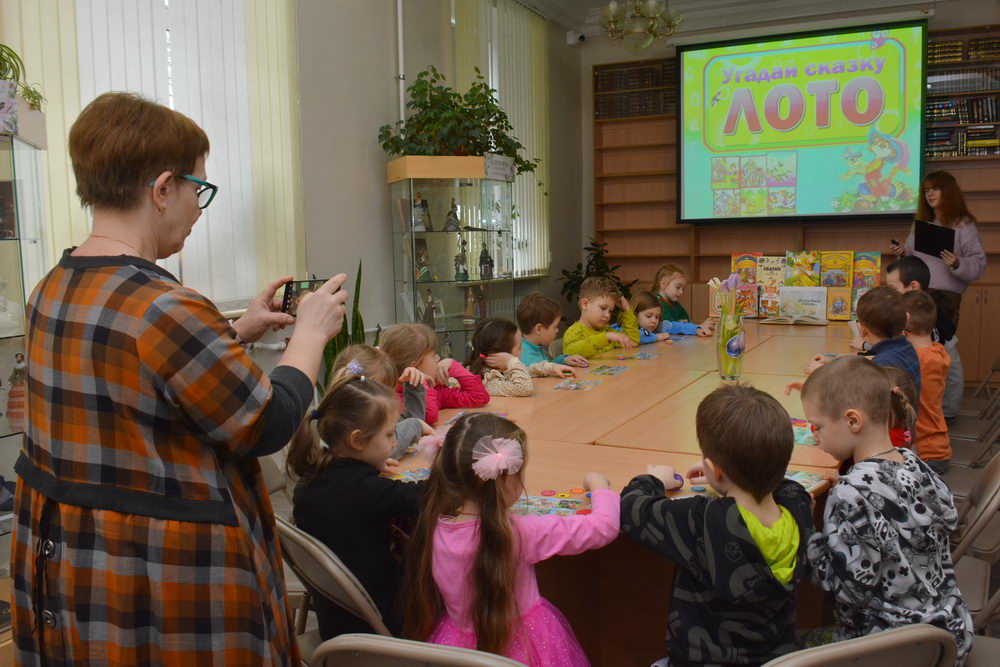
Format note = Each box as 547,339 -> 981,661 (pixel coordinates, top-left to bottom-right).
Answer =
708,272 -> 745,381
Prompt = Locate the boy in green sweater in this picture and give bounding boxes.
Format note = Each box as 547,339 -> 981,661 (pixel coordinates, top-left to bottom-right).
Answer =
563,277 -> 640,358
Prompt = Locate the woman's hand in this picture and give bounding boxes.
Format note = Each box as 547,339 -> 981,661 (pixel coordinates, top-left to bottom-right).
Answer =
890,240 -> 905,257
232,276 -> 296,344
940,250 -> 961,269
291,274 -> 349,341
584,472 -> 611,491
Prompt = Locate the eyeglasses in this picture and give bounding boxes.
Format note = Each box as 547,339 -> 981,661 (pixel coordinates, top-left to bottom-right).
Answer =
147,174 -> 219,209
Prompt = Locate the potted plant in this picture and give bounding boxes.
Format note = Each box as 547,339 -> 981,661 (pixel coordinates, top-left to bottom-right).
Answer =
558,237 -> 638,305
378,66 -> 538,182
0,43 -> 46,146
320,260 -> 371,390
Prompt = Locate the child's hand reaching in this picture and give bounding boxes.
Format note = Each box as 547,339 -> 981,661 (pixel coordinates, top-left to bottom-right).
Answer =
700,318 -> 717,332
552,363 -> 575,378
655,332 -> 672,342
685,462 -> 709,486
484,352 -> 518,370
583,472 -> 611,491
646,464 -> 682,490
606,331 -> 636,349
399,367 -> 431,387
784,380 -> 804,395
804,354 -> 829,375
564,354 -> 589,367
695,326 -> 712,337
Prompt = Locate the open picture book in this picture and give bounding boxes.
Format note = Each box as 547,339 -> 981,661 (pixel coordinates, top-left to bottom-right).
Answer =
759,286 -> 829,325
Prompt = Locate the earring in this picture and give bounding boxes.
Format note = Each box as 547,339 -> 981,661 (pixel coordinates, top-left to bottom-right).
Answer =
157,205 -> 166,215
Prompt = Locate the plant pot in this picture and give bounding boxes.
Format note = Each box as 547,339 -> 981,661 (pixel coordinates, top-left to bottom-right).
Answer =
716,313 -> 745,381
386,154 -> 514,184
0,81 -> 47,149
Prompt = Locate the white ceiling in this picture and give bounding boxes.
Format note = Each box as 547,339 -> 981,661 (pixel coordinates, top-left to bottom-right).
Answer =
521,0 -> 947,37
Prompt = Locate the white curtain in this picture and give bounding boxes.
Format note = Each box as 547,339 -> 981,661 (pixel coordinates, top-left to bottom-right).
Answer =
456,0 -> 550,277
76,0 -> 257,306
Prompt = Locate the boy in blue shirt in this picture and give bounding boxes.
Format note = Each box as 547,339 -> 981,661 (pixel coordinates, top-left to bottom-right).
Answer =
516,293 -> 589,367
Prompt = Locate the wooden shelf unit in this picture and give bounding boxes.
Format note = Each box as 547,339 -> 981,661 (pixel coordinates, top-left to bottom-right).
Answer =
591,36 -> 1000,381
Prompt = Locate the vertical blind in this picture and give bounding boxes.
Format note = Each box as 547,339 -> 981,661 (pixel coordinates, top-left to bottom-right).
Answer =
455,0 -> 550,277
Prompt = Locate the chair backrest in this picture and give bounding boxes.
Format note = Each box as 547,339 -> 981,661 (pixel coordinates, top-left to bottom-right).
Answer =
261,451 -> 288,495
953,449 -> 1000,562
311,633 -> 527,667
761,624 -> 956,667
975,581 -> 1000,632
275,516 -> 391,636
549,337 -> 563,358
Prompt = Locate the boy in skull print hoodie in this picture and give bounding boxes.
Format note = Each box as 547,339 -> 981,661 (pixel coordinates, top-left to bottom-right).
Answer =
806,448 -> 973,664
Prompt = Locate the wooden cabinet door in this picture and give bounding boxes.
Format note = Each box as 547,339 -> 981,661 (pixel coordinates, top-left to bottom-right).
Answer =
956,288 -> 982,383
978,286 -> 1000,382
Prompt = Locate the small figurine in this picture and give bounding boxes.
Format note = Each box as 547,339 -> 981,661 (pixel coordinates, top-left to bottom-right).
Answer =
442,333 -> 453,358
478,242 -> 494,281
454,239 -> 469,282
415,244 -> 432,282
462,286 -> 476,327
421,289 -> 436,330
412,193 -> 432,232
476,285 -> 488,320
443,198 -> 461,232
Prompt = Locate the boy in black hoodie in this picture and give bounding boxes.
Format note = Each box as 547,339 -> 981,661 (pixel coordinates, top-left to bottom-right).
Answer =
621,384 -> 815,666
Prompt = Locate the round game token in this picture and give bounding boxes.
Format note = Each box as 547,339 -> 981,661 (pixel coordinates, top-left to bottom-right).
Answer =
691,485 -> 706,492
570,488 -> 585,495
585,492 -> 592,498
616,355 -> 626,360
541,489 -> 556,496
575,509 -> 592,515
673,473 -> 685,489
556,492 -> 571,499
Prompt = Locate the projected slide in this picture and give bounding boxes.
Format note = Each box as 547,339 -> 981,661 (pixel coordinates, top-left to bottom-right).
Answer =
679,23 -> 925,223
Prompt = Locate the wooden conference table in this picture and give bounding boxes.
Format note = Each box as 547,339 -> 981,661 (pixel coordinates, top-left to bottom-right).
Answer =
412,322 -> 852,665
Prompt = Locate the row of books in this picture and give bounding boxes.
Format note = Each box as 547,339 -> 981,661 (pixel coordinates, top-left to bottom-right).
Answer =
730,251 -> 881,290
926,67 -> 1000,95
926,97 -> 999,124
594,63 -> 674,94
925,127 -> 1000,158
595,90 -> 675,120
928,38 -> 1000,64
709,283 -> 865,322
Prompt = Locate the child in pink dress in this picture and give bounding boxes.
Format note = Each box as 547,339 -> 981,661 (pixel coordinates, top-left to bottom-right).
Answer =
404,413 -> 620,666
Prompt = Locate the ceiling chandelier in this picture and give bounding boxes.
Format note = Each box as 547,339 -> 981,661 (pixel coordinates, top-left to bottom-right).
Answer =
601,0 -> 683,50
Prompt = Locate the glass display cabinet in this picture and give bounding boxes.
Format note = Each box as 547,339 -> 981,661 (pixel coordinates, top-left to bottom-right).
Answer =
0,131 -> 47,588
389,157 -> 515,360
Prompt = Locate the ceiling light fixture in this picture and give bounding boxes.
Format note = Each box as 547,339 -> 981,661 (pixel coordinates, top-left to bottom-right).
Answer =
601,0 -> 682,50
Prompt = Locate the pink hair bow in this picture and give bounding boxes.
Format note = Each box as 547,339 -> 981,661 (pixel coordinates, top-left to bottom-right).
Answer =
471,436 -> 524,481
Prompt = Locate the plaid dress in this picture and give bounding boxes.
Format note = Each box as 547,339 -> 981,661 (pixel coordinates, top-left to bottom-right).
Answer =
12,251 -> 313,666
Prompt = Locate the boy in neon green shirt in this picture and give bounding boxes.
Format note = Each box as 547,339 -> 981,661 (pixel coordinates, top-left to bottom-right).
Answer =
563,277 -> 640,358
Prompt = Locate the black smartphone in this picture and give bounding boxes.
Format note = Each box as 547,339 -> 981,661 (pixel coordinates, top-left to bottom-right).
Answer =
890,239 -> 900,246
281,278 -> 330,316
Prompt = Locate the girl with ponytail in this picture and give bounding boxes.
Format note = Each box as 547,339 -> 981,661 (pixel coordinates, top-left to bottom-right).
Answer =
799,356 -> 972,663
289,369 -> 426,639
403,413 -> 619,665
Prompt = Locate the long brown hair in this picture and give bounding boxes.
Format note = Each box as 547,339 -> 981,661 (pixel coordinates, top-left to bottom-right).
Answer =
466,318 -> 519,375
653,263 -> 685,293
380,323 -> 438,377
915,170 -> 976,227
629,290 -> 660,317
404,413 -> 526,655
285,374 -> 398,481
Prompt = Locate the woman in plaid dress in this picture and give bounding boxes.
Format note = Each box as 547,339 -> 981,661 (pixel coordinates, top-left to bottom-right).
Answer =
11,92 -> 348,666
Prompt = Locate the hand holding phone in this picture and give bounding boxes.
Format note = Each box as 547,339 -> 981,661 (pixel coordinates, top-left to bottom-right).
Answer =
282,278 -> 334,316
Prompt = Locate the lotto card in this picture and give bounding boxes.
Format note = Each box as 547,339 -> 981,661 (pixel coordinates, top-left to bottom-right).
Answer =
589,365 -> 628,376
510,496 -> 587,516
790,418 -> 816,446
389,467 -> 430,483
553,379 -> 601,391
625,352 -> 663,360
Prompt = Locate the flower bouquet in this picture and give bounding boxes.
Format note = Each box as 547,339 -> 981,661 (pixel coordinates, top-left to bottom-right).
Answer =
708,273 -> 745,381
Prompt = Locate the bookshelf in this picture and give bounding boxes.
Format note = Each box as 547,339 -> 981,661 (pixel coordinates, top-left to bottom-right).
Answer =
926,27 -> 1000,159
590,31 -> 1000,382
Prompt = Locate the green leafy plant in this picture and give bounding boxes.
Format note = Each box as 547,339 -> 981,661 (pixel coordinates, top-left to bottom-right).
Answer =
378,66 -> 539,176
0,43 -> 44,111
320,260 -> 368,390
558,237 -> 638,304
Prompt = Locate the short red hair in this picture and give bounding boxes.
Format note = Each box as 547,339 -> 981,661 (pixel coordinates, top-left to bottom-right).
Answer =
69,92 -> 209,210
